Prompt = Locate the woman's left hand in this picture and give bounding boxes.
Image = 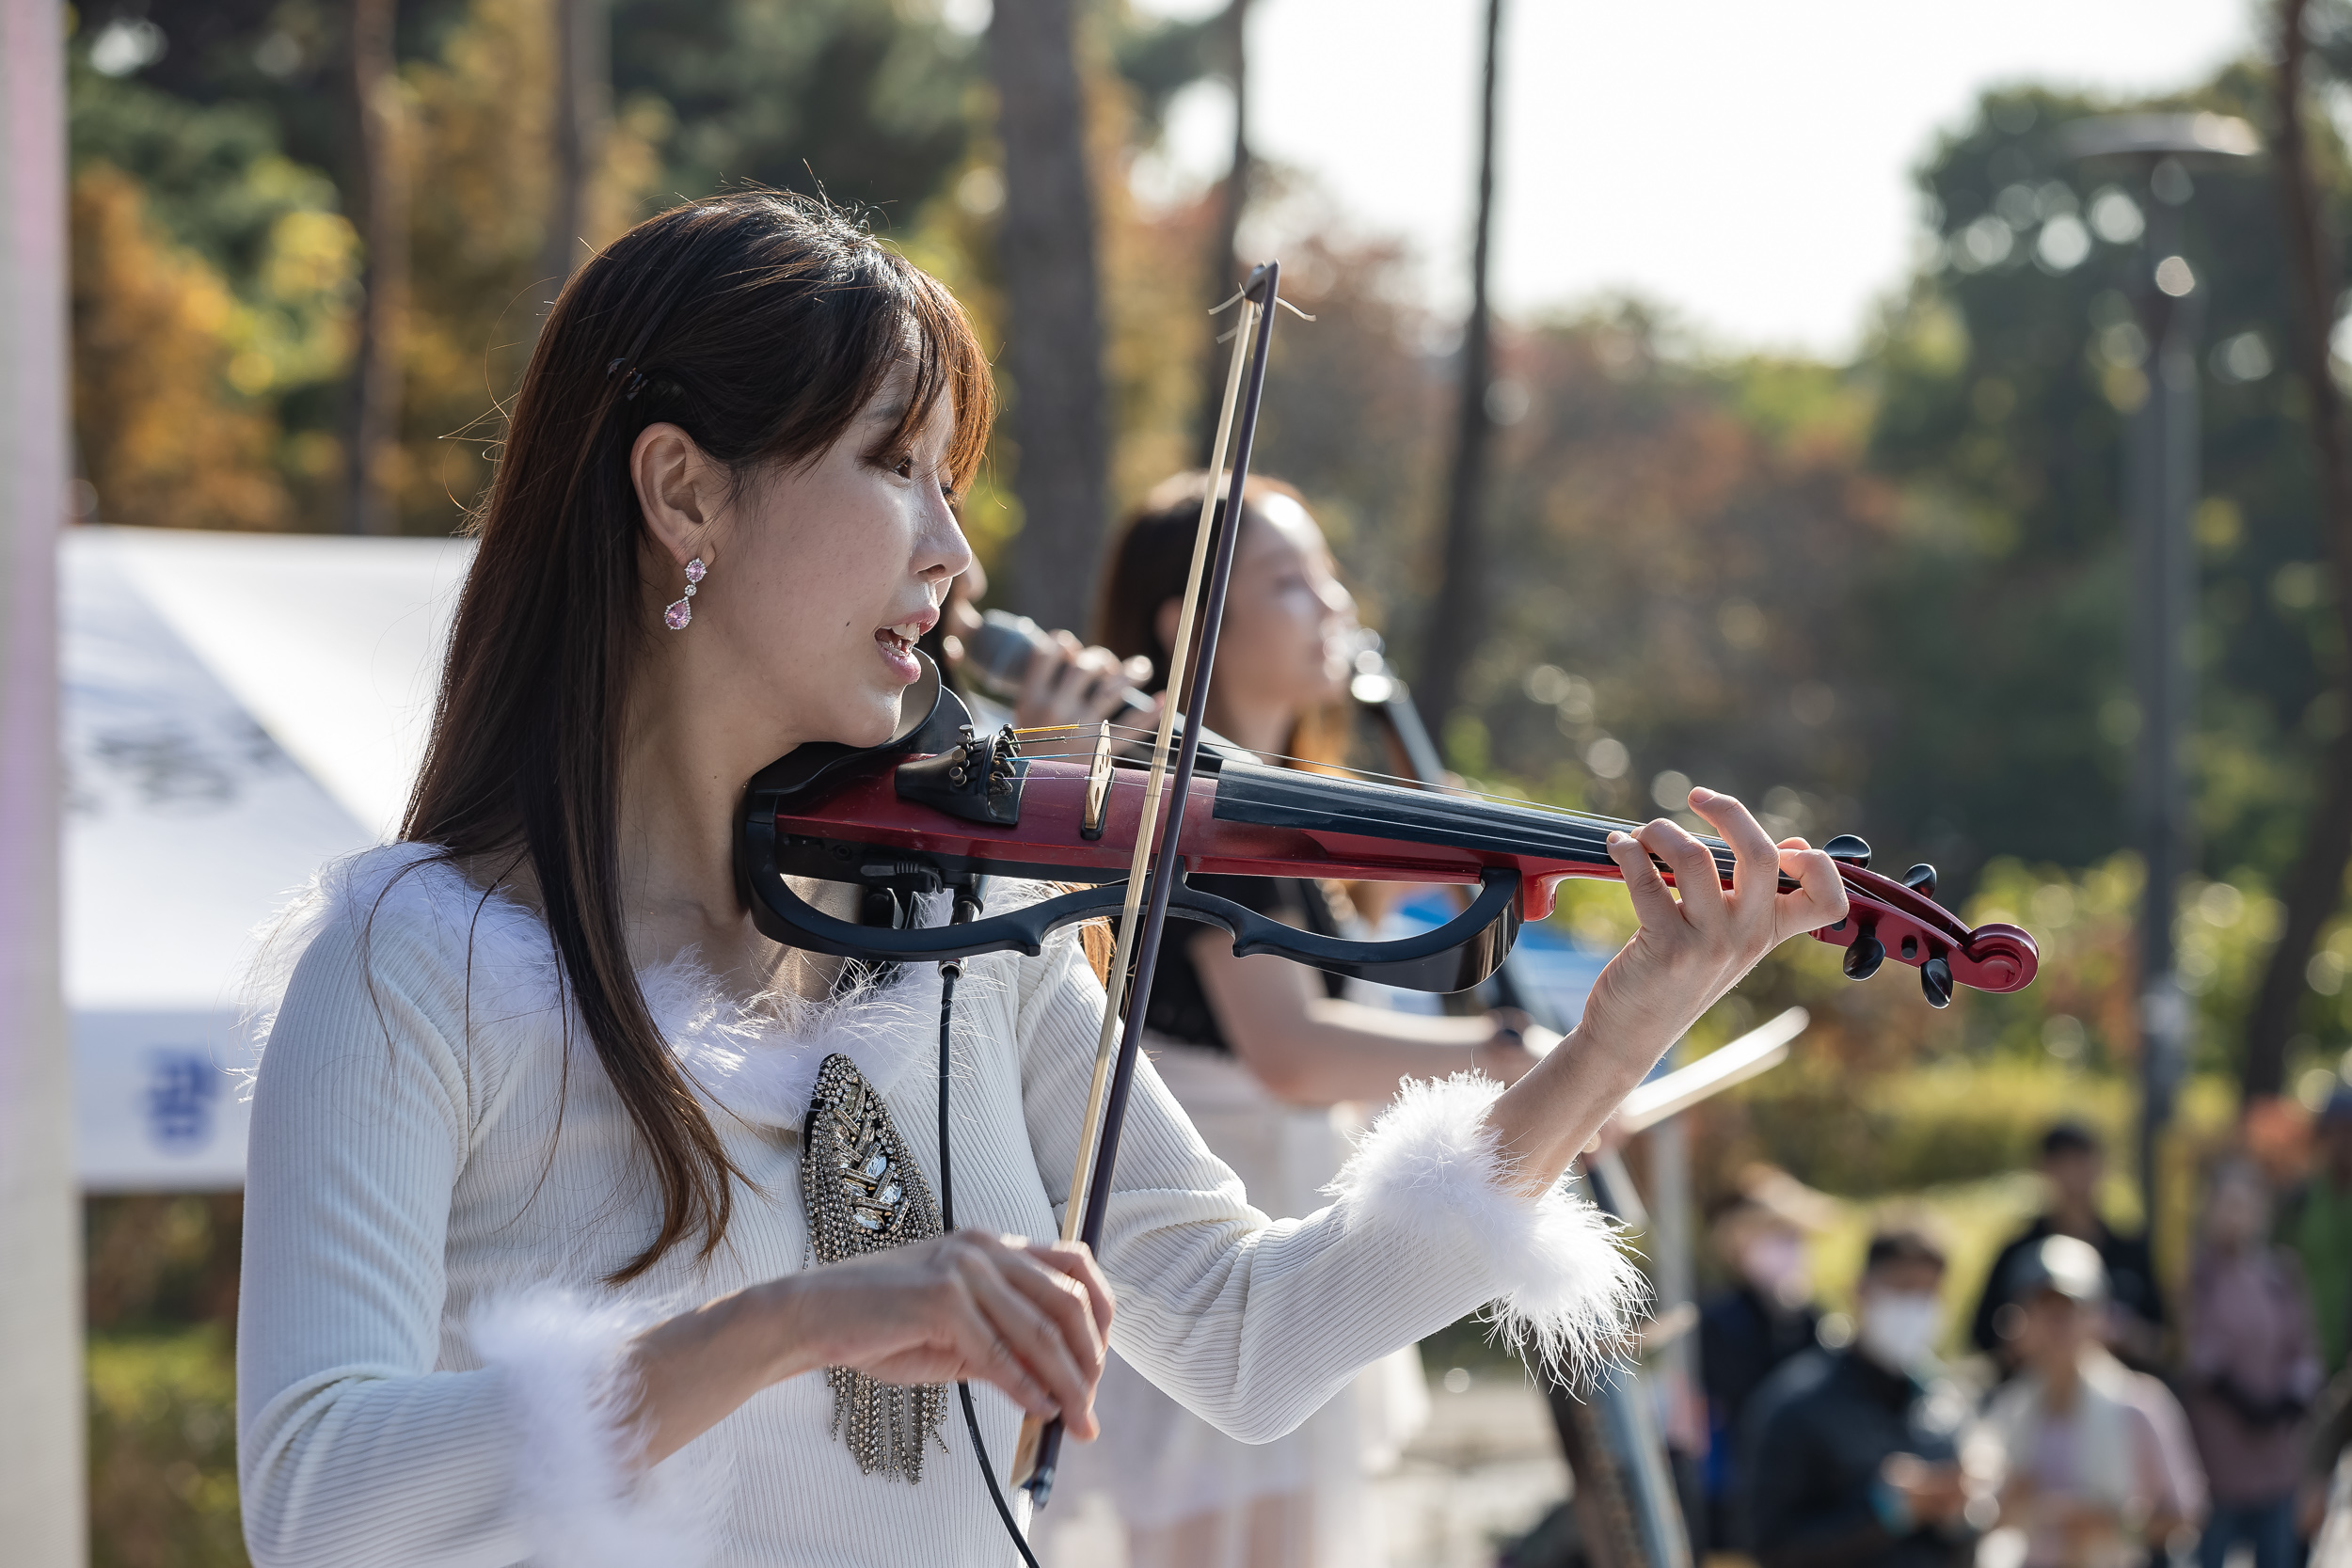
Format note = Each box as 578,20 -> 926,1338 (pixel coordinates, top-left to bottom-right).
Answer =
1576,787 -> 1847,1085
1486,787 -> 1845,1191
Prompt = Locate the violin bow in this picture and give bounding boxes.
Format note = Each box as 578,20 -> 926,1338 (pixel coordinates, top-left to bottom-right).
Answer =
1012,262 -> 1286,1503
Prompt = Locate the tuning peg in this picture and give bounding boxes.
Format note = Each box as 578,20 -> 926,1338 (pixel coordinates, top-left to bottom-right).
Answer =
1920,956 -> 1953,1008
1901,863 -> 1937,897
1823,834 -> 1871,869
1843,928 -> 1885,980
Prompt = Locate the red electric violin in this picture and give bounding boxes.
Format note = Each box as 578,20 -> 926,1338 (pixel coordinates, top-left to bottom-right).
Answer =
733,657 -> 2039,1009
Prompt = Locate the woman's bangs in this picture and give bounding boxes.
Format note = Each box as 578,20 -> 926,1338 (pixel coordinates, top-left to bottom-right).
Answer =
888,269 -> 993,493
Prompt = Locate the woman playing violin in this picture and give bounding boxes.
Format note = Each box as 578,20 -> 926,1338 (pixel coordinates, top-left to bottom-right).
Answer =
235,191 -> 1849,1568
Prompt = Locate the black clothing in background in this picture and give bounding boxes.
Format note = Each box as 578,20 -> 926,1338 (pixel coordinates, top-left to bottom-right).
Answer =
1742,1349 -> 1979,1568
1968,1215 -> 2164,1362
1701,1285 -> 1822,1546
1140,875 -> 1345,1053
1704,1285 -> 1823,1439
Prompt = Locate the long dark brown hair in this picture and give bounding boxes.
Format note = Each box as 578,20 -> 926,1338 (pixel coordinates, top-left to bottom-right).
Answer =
403,192 -> 993,1281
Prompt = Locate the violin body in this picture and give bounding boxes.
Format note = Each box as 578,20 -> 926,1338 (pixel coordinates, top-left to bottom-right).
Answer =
736,661 -> 2039,1006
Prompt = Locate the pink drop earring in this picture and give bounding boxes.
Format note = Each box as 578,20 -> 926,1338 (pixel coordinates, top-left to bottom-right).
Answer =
665,557 -> 707,630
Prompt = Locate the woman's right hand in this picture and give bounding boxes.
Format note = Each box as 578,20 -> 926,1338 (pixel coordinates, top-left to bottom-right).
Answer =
785,1230 -> 1113,1433
628,1230 -> 1112,1467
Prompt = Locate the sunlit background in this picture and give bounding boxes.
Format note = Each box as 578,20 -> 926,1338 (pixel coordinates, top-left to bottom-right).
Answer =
1132,0 -> 2249,348
32,0 -> 2352,1561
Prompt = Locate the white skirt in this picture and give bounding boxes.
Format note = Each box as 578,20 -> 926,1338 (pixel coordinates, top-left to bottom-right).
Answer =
1042,1038 -> 1428,1567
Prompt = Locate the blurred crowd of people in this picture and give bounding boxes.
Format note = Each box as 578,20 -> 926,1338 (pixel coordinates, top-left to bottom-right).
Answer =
1692,1106 -> 2352,1568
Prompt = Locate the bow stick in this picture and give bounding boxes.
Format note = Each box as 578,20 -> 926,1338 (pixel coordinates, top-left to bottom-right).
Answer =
1011,262 -> 1286,1503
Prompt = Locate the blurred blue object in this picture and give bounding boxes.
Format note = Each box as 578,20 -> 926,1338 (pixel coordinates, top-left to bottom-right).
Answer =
1364,887 -> 1609,1024
62,527 -> 473,1191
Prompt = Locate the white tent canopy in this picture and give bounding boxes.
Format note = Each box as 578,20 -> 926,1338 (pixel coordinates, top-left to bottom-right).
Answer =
61,525 -> 1613,1191
63,526 -> 471,1190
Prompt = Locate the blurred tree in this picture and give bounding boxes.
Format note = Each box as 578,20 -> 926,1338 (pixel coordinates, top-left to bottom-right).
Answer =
84,1196 -> 243,1334
70,163 -> 295,531
394,0 -> 660,528
1863,76 -> 2332,896
105,0 -> 469,181
608,0 -> 976,214
87,1328 -> 247,1568
343,0 -> 411,535
72,0 -> 1222,545
66,47 -> 362,529
990,0 -> 1110,630
1111,3 -> 1222,138
1472,310 -> 1892,832
83,1196 -> 246,1568
1417,0 -> 1505,739
1246,228 -> 1446,607
1190,0 -> 1251,455
2245,0 -> 2352,1097
538,0 -> 611,291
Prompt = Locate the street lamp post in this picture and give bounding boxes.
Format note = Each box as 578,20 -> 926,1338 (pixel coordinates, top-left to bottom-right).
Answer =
2057,112 -> 2258,1243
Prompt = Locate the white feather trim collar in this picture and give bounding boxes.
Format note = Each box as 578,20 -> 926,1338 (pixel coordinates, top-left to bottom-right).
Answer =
244,842 -> 948,1128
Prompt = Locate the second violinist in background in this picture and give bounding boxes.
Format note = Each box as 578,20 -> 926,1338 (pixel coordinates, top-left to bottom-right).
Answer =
1038,471 -> 1549,1568
915,556 -> 1160,736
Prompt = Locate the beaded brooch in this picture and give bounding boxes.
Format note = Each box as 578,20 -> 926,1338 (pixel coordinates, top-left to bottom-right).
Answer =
801,1053 -> 947,1481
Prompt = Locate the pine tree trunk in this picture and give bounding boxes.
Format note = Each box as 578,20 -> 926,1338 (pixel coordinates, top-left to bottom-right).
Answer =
537,0 -> 609,300
1194,0 -> 1250,458
1417,0 -> 1505,736
342,0 -> 409,536
2247,0 -> 2352,1097
990,0 -> 1109,633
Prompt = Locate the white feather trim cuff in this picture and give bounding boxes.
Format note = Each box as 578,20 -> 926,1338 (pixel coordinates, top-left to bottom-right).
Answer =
1326,1073 -> 1648,1380
472,1291 -> 713,1568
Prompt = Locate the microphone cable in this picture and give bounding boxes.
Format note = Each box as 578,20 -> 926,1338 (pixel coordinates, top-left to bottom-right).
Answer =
934,889 -> 1045,1568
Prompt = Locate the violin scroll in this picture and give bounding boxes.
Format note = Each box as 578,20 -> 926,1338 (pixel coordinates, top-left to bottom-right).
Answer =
1807,857 -> 2039,999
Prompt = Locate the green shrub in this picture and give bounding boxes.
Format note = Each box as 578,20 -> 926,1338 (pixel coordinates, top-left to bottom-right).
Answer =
88,1326 -> 247,1568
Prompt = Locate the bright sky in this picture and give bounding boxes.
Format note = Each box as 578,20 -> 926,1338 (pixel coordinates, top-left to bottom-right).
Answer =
1131,0 -> 2256,358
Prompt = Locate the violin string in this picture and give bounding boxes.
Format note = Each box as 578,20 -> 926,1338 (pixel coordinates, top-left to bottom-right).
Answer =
994,756 -> 1750,875
1004,741 -> 1608,822
999,736 -> 1731,848
1004,722 -> 1657,829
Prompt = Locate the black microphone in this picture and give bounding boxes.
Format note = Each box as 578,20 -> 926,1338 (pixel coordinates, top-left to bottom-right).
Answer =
964,610 -> 1154,721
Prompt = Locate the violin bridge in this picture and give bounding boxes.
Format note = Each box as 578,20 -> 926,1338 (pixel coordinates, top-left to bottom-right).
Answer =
1082,721 -> 1113,840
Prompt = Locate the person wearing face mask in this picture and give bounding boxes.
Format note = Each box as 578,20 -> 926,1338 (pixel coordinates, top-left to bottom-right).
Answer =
1036,472 -> 1552,1568
1699,1177 -> 1830,1549
1985,1237 -> 2207,1568
1742,1228 -> 1985,1568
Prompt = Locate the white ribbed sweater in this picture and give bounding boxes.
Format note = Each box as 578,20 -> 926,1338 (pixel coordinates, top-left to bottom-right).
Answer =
235,847 -> 1642,1568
